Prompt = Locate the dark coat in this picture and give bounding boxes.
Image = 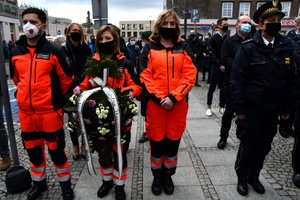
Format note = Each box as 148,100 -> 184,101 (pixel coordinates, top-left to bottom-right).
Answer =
230,31 -> 295,114
208,33 -> 227,67
221,33 -> 251,86
63,42 -> 92,85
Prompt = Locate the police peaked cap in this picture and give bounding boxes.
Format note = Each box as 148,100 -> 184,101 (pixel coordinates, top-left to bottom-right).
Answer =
253,0 -> 285,23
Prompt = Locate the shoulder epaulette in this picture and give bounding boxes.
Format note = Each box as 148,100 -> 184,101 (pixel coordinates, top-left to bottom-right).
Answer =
242,39 -> 254,44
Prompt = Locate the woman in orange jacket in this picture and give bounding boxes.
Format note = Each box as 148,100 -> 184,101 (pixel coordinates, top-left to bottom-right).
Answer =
79,25 -> 141,200
139,9 -> 197,196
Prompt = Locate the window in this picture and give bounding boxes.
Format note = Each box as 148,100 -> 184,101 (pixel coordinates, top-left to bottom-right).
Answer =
127,24 -> 132,30
281,2 -> 291,18
121,24 -> 125,30
139,24 -> 144,30
239,2 -> 250,16
222,2 -> 233,18
127,32 -> 131,37
257,2 -> 266,9
133,24 -> 137,30
121,32 -> 125,37
133,32 -> 138,37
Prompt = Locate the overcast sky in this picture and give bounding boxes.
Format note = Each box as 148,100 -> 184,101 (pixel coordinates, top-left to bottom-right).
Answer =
17,0 -> 164,26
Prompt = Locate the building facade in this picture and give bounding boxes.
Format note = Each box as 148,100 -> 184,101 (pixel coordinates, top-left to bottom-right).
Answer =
48,16 -> 71,36
0,0 -> 19,43
165,0 -> 299,36
119,20 -> 155,39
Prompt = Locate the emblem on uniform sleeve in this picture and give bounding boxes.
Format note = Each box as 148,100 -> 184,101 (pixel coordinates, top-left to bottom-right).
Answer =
285,57 -> 290,65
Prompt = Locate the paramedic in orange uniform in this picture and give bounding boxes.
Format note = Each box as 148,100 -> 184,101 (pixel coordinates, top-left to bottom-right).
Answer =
9,7 -> 74,200
139,9 -> 197,196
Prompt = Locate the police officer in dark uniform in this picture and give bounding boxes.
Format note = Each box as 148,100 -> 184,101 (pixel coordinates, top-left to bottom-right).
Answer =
217,15 -> 252,149
290,18 -> 300,188
230,0 -> 295,196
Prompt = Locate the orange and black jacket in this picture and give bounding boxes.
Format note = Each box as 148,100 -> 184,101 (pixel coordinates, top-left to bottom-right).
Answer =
80,53 -> 142,97
10,35 -> 74,113
139,38 -> 196,105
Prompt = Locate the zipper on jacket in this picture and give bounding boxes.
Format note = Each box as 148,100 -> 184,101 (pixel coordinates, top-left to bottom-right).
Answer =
34,61 -> 37,83
166,49 -> 170,95
29,53 -> 35,113
172,57 -> 175,79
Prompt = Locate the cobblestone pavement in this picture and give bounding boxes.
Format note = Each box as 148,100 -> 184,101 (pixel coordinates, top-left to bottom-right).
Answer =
0,78 -> 300,199
192,82 -> 300,200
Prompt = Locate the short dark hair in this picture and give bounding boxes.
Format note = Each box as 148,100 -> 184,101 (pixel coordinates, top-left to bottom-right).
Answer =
217,17 -> 228,25
22,7 -> 47,24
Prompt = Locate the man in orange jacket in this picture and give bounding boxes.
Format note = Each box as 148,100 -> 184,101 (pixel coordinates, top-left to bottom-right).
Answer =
10,7 -> 74,200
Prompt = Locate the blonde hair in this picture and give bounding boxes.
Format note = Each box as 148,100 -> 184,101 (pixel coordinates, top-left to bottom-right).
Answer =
151,9 -> 181,39
65,23 -> 85,44
295,16 -> 300,24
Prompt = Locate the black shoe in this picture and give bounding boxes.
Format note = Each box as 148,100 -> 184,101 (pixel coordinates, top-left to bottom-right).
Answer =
217,139 -> 227,149
292,174 -> 300,188
248,178 -> 265,194
151,177 -> 163,195
279,127 -> 292,138
27,180 -> 48,200
195,84 -> 201,87
97,180 -> 114,198
60,180 -> 74,200
138,133 -> 149,143
115,185 -> 126,200
236,179 -> 248,196
163,175 -> 174,195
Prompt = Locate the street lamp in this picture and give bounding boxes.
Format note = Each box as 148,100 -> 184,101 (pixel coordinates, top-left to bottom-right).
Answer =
149,16 -> 152,31
183,0 -> 188,37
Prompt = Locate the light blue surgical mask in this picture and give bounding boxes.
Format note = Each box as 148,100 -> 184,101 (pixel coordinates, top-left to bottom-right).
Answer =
129,41 -> 135,46
240,23 -> 251,34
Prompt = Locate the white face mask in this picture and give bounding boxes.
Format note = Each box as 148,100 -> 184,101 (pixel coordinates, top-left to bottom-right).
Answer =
23,22 -> 42,39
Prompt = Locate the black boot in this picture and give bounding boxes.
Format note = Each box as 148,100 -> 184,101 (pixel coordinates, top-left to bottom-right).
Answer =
163,174 -> 174,195
97,180 -> 114,198
60,180 -> 74,200
248,178 -> 265,194
293,174 -> 300,187
115,185 -> 126,200
151,176 -> 163,195
236,179 -> 248,196
27,180 -> 48,200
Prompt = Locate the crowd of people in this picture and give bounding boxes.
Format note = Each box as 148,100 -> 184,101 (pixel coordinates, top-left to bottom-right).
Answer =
1,0 -> 300,199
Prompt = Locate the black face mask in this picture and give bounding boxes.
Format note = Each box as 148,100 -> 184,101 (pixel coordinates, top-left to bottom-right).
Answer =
98,40 -> 115,54
70,32 -> 82,42
159,27 -> 178,41
265,22 -> 281,37
222,25 -> 228,32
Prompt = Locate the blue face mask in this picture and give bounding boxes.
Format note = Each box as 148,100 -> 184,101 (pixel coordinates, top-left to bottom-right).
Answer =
240,23 -> 251,34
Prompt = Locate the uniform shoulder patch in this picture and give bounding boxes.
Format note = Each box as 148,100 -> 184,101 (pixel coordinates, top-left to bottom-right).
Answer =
242,39 -> 253,44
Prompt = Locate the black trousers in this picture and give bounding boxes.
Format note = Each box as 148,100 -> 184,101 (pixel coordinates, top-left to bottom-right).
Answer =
220,99 -> 235,140
293,109 -> 300,174
207,65 -> 225,107
150,138 -> 181,177
234,106 -> 278,180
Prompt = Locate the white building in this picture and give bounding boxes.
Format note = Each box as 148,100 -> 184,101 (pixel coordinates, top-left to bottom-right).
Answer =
0,0 -> 19,43
119,20 -> 155,39
48,16 -> 72,36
